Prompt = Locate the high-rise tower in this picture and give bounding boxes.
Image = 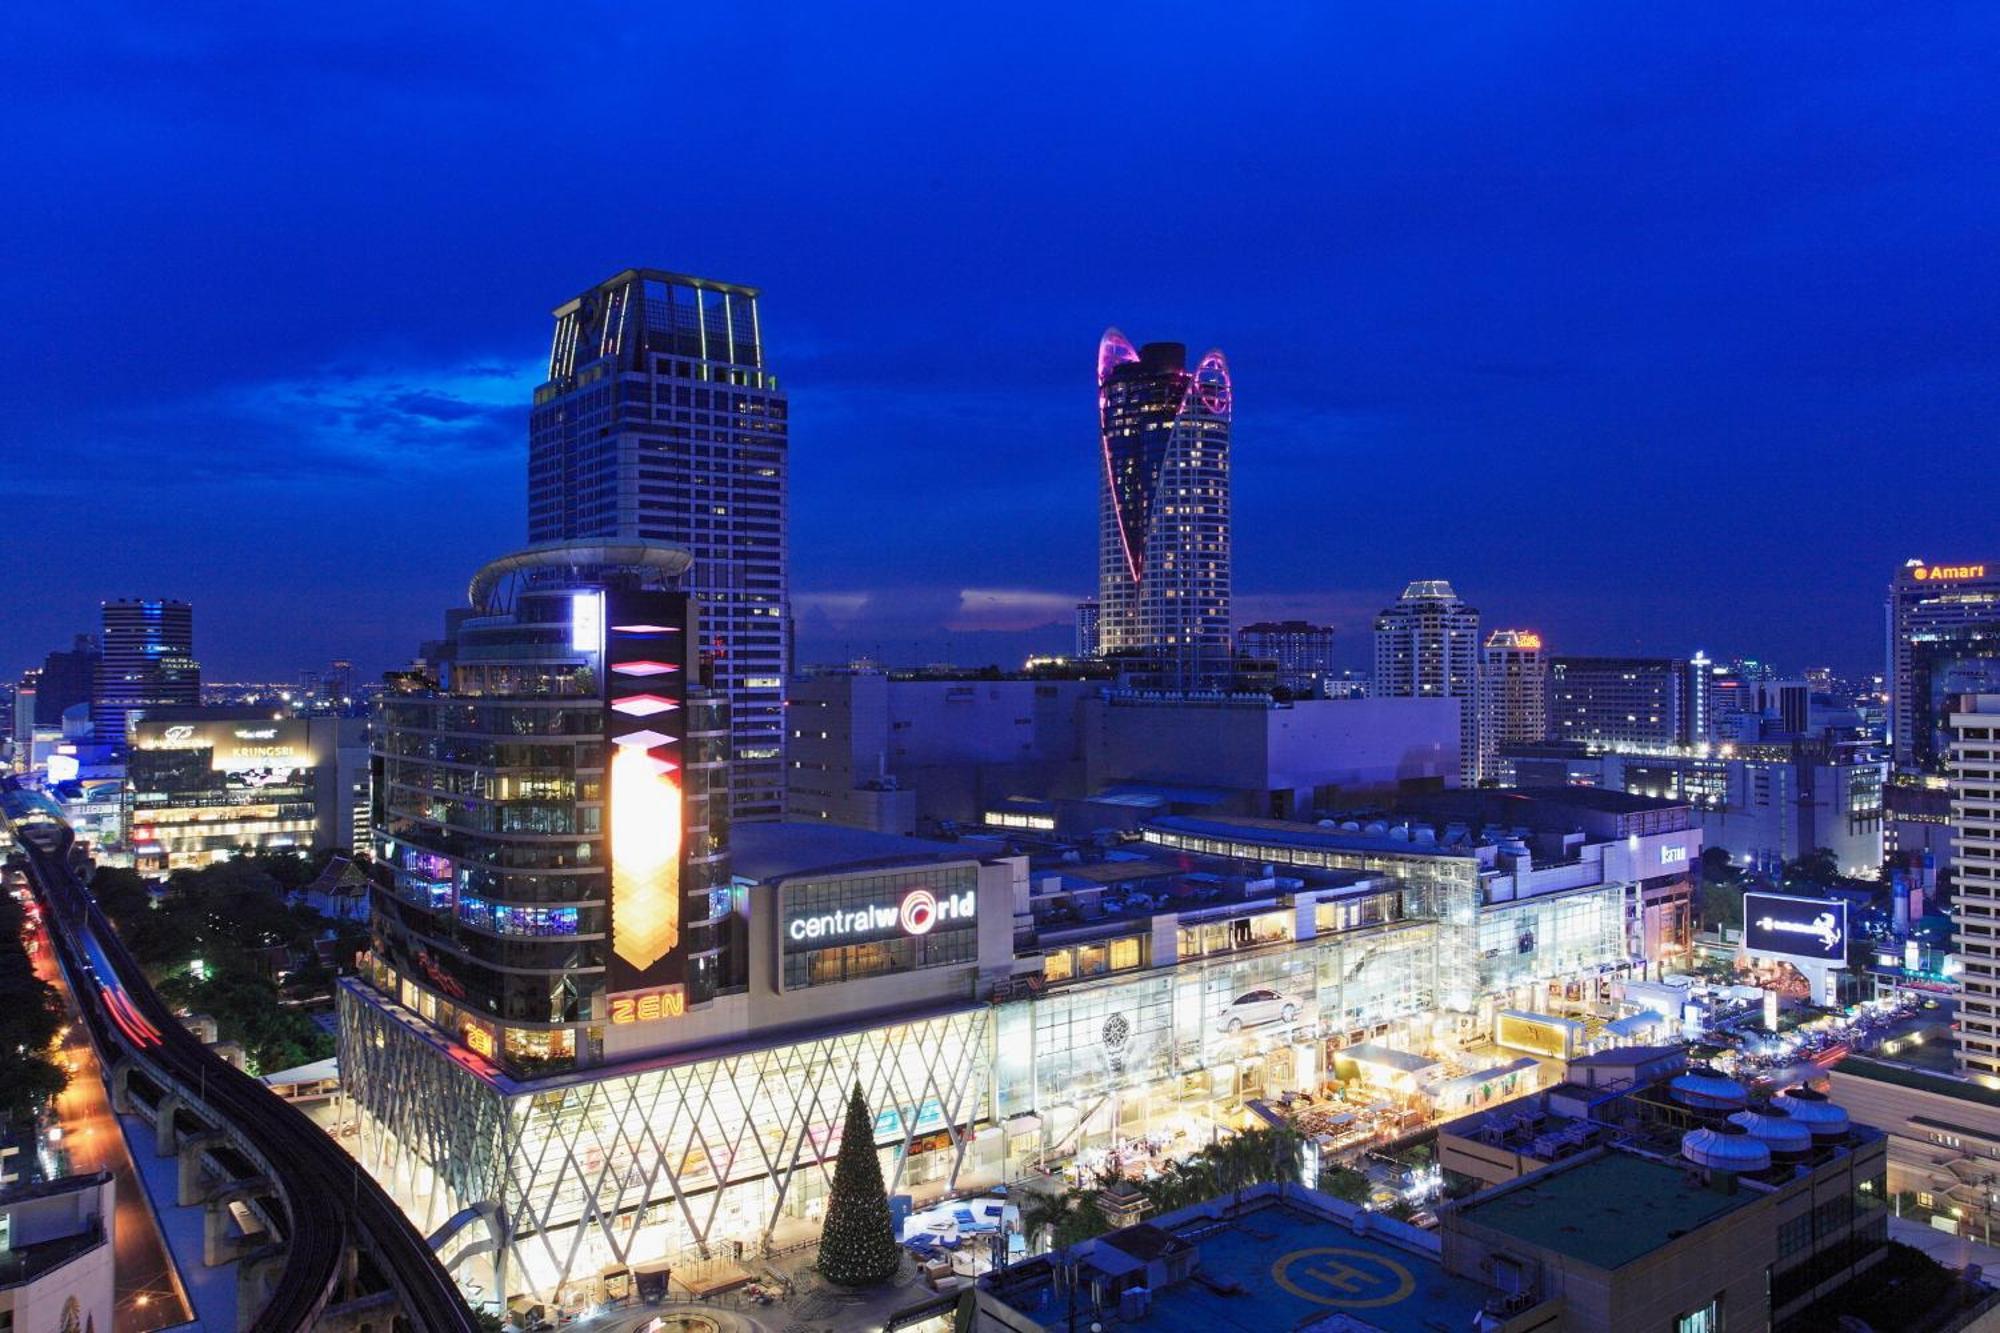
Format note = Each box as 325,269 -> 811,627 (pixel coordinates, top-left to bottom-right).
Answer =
1888,558 -> 1999,771
1950,693 -> 2000,1080
1096,331 -> 1231,690
1477,629 -> 1547,783
93,600 -> 199,746
529,270 -> 789,821
1374,580 -> 1480,784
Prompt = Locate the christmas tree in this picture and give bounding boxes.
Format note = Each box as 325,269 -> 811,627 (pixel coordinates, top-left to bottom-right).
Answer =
817,1080 -> 901,1287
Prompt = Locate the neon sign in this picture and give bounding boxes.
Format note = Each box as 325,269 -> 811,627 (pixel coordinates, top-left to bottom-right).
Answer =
787,886 -> 976,944
1912,564 -> 1987,582
609,987 -> 687,1024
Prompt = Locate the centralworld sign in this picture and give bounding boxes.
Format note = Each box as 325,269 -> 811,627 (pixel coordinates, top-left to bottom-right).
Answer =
786,886 -> 976,945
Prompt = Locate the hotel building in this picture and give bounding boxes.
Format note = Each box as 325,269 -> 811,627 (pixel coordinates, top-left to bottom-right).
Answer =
1374,580 -> 1480,784
1095,331 -> 1232,690
1477,629 -> 1547,785
1889,560 -> 1999,770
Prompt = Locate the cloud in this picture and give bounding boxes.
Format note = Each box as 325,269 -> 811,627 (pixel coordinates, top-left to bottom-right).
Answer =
72,358 -> 542,488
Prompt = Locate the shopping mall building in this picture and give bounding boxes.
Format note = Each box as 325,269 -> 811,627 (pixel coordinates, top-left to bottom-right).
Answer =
338,541 -> 1700,1306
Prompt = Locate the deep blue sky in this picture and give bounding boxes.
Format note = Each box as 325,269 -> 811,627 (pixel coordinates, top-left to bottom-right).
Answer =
5,5 -> 1996,682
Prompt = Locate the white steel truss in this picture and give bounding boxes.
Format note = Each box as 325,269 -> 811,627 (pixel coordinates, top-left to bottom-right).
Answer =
340,984 -> 993,1302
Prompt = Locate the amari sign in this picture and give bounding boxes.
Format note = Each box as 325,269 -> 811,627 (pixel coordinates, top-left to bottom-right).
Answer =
785,885 -> 976,949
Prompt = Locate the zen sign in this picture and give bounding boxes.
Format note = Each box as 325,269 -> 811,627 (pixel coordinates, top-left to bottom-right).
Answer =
1743,892 -> 1849,967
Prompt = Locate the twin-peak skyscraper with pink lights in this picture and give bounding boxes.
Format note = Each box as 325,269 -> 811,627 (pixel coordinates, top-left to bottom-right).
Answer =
1095,330 -> 1233,690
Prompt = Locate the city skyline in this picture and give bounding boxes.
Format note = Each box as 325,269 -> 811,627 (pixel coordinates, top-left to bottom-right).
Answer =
6,8 -> 1999,681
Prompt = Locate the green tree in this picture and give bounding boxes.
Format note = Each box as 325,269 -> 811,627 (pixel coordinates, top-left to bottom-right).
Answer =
816,1083 -> 900,1287
1783,848 -> 1841,888
1699,846 -> 1736,884
1700,880 -> 1745,933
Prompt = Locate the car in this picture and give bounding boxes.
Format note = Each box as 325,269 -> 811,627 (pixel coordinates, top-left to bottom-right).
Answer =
1215,989 -> 1306,1033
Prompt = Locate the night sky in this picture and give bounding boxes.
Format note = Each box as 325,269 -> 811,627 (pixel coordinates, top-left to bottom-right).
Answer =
5,6 -> 1996,682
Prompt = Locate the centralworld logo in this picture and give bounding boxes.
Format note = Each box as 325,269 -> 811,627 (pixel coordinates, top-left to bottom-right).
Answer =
899,888 -> 938,935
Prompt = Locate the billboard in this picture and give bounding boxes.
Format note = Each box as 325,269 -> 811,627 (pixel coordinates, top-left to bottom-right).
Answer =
598,587 -> 693,1021
1494,1010 -> 1585,1060
1743,892 -> 1849,966
135,718 -> 323,772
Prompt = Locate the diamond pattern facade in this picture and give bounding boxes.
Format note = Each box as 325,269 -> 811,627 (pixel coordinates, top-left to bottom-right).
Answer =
340,982 -> 993,1302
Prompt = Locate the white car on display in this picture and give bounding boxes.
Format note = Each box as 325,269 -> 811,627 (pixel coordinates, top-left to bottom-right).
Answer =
1215,988 -> 1306,1033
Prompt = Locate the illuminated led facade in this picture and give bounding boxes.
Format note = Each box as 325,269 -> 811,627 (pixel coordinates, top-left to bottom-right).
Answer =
530,271 -> 789,824
125,712 -> 368,870
366,542 -> 731,1076
1096,331 -> 1231,690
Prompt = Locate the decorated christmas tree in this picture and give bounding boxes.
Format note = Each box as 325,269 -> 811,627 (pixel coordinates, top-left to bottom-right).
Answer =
817,1080 -> 901,1287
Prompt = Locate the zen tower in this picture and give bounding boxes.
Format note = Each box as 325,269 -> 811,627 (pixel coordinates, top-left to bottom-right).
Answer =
530,270 -> 789,821
1096,330 -> 1232,691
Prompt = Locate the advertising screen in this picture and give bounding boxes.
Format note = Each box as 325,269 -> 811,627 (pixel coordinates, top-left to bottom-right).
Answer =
600,587 -> 693,1020
1494,1010 -> 1584,1059
1743,892 -> 1849,966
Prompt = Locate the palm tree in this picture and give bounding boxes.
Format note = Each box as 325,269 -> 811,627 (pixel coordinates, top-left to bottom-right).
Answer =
1018,1187 -> 1072,1254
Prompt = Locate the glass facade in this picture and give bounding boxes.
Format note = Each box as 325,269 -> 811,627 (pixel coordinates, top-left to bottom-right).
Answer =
342,905 -> 1457,1305
530,271 -> 789,821
368,550 -> 732,1077
1096,332 -> 1232,689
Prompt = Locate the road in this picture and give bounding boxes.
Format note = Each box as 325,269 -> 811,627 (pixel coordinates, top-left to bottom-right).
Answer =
3,784 -> 477,1332
32,920 -> 194,1332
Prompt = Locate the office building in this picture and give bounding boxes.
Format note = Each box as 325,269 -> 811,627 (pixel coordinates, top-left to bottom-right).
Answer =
1477,629 -> 1547,784
1373,580 -> 1479,784
1903,620 -> 2000,774
34,636 -> 97,723
528,269 -> 789,821
92,599 -> 199,747
786,671 -> 1461,833
125,710 -> 370,871
1501,740 -> 1884,878
1235,620 -> 1335,697
1952,694 -> 2000,1080
1095,330 -> 1232,689
1073,598 -> 1099,659
1548,656 -> 1693,750
362,540 -> 734,1073
1889,559 -> 1999,769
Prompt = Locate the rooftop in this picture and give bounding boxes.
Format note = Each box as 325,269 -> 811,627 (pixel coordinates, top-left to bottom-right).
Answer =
729,822 -> 1002,883
1454,1148 -> 1754,1269
985,1190 -> 1495,1332
1146,813 -> 1481,859
1832,1055 -> 2000,1110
